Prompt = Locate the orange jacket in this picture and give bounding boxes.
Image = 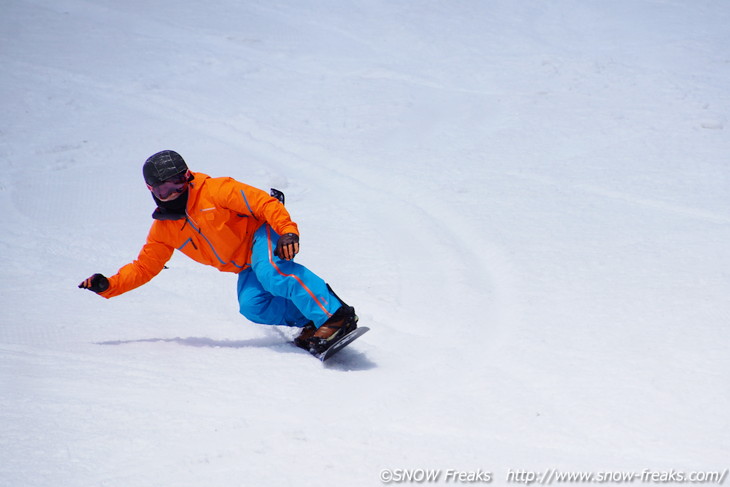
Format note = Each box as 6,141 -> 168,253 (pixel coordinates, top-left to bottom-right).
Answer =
100,172 -> 298,298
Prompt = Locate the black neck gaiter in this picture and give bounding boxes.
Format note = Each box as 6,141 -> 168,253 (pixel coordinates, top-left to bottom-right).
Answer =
151,190 -> 189,221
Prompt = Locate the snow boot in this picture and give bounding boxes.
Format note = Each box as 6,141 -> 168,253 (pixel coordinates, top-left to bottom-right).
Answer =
308,304 -> 358,354
293,322 -> 316,350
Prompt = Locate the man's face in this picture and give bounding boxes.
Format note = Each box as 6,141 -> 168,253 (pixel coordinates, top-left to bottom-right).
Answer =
147,172 -> 189,201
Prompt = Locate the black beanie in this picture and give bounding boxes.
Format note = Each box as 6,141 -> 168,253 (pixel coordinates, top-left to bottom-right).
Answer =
143,150 -> 188,186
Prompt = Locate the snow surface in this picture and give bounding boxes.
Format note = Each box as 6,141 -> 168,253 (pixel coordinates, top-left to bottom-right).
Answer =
1,1 -> 729,486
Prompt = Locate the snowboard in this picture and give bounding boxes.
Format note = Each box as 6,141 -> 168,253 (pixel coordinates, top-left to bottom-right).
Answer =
311,326 -> 370,362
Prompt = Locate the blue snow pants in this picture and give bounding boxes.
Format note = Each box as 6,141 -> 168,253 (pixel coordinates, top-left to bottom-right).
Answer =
236,224 -> 342,328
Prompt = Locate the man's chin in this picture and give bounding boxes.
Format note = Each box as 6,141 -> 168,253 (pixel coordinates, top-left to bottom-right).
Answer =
158,192 -> 184,202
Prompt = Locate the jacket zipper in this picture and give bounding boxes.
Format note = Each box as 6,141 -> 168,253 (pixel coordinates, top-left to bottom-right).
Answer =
180,212 -> 242,268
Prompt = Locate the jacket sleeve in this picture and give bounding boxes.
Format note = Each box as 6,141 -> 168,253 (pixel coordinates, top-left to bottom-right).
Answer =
99,224 -> 174,299
216,178 -> 299,236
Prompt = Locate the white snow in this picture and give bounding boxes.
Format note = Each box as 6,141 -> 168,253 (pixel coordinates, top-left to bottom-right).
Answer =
1,1 -> 729,486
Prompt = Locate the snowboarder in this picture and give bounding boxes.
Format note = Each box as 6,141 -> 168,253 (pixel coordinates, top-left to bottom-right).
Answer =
78,150 -> 357,354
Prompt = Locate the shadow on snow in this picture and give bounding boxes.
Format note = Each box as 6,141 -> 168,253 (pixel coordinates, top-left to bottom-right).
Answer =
95,335 -> 376,371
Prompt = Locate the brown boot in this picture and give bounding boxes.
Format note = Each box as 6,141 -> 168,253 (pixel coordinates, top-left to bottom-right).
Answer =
293,323 -> 316,350
310,305 -> 358,353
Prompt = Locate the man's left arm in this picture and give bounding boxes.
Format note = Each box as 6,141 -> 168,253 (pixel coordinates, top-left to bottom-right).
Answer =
219,178 -> 300,259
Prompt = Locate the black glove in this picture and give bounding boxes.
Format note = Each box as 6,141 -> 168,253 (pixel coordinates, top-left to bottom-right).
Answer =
274,233 -> 299,260
78,273 -> 110,293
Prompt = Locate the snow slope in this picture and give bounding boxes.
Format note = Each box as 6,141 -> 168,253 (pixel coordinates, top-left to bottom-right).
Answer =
1,1 -> 729,485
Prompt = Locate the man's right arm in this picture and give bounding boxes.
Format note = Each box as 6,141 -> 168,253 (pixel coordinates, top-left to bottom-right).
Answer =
79,231 -> 174,299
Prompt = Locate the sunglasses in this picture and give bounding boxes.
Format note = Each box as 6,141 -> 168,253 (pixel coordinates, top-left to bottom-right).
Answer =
148,173 -> 189,199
